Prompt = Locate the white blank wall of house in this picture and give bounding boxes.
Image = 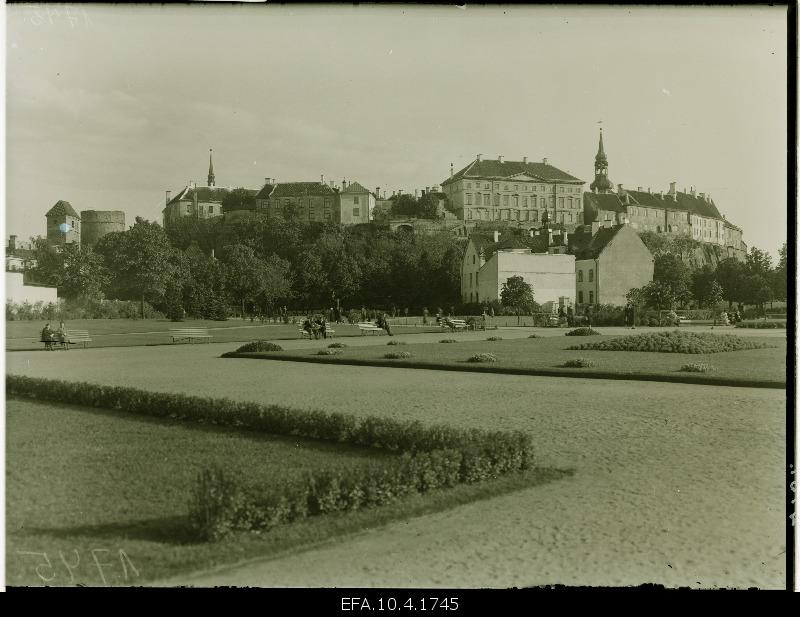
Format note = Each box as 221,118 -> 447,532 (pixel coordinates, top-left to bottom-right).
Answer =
5,272 -> 57,304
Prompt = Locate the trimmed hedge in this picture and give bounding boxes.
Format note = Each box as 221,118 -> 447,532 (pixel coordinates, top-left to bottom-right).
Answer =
568,330 -> 771,354
735,320 -> 786,329
328,342 -> 348,348
565,328 -> 600,336
486,336 -> 503,342
386,340 -> 407,346
439,339 -> 457,344
316,349 -> 342,356
8,375 -> 534,541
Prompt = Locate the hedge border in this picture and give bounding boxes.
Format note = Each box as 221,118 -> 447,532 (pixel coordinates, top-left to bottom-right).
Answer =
7,375 -> 534,540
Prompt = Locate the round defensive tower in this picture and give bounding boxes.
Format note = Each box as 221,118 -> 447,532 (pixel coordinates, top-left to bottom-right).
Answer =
80,210 -> 126,247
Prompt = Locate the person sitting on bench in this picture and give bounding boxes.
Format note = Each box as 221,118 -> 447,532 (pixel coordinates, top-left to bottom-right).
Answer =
41,323 -> 55,351
377,313 -> 393,336
302,316 -> 315,338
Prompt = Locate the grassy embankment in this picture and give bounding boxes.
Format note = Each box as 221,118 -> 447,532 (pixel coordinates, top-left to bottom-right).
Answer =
6,398 -> 565,586
226,334 -> 786,387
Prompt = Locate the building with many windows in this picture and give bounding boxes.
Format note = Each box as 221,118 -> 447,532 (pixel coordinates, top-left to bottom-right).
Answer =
441,155 -> 585,229
582,130 -> 746,259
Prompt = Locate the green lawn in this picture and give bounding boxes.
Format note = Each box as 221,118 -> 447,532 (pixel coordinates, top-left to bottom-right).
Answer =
6,398 -> 564,586
233,334 -> 786,387
5,318 -> 442,351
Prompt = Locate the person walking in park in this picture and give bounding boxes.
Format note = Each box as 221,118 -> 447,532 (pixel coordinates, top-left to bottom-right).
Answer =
567,305 -> 574,327
422,307 -> 429,325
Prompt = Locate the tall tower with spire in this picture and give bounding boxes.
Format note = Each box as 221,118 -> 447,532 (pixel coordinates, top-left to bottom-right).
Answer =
207,148 -> 215,187
590,129 -> 613,193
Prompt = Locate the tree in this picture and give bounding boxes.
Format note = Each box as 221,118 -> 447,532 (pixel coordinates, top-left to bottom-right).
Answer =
27,237 -> 63,287
715,258 -> 747,308
637,231 -> 669,257
690,265 -> 719,308
771,243 -> 787,302
182,245 -> 228,319
221,188 -> 256,213
640,280 -> 678,310
94,218 -> 184,317
500,276 -> 535,315
745,246 -> 773,277
254,254 -> 294,315
653,253 -> 693,307
705,280 -> 724,309
59,244 -> 109,301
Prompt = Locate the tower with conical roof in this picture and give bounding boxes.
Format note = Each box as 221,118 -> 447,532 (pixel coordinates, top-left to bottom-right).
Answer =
207,148 -> 215,187
590,129 -> 613,193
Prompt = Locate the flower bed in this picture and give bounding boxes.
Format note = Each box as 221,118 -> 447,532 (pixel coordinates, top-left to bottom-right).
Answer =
440,339 -> 457,344
568,330 -> 770,354
486,336 -> 503,342
467,353 -> 497,363
328,342 -> 348,348
384,351 -> 412,359
680,362 -> 713,373
7,375 -> 534,542
562,358 -> 595,368
735,321 -> 786,329
222,340 -> 283,357
565,328 -> 600,336
317,349 -> 342,356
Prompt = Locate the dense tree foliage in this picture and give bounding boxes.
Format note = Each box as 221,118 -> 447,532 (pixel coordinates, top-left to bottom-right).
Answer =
500,276 -> 535,315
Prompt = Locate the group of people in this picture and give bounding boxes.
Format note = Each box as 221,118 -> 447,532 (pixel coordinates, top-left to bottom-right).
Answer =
301,315 -> 330,340
40,321 -> 67,351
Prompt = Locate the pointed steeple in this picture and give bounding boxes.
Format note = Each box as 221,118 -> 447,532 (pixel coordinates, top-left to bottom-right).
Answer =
595,128 -> 607,164
207,148 -> 215,187
590,129 -> 613,193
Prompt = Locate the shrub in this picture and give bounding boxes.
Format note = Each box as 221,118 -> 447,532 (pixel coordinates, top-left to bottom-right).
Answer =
486,336 -> 503,341
568,330 -> 771,354
562,358 -> 595,368
384,351 -> 412,359
386,340 -> 407,345
680,363 -> 713,373
735,320 -> 786,329
565,328 -> 601,336
316,349 -> 342,356
328,342 -> 348,348
439,339 -> 457,344
222,340 -> 283,356
467,353 -> 497,363
527,334 -> 539,339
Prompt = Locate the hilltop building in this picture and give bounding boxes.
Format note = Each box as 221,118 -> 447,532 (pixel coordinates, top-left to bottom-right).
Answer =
45,200 -> 81,245
440,155 -> 585,230
583,130 -> 746,260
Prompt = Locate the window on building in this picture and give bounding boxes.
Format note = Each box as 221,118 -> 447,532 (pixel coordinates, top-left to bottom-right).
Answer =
353,207 -> 360,217
467,209 -> 473,220
470,292 -> 473,303
578,270 -> 583,282
485,183 -> 489,189
523,197 -> 528,208
467,183 -> 472,189
589,291 -> 594,304
469,273 -> 473,287
513,196 -> 519,207
208,206 -> 214,214
588,269 -> 594,282
514,185 -> 518,191
503,195 -> 509,206
578,291 -> 584,304
558,198 -> 564,208
186,205 -> 191,213
494,194 -> 500,206
466,193 -> 473,205
475,193 -> 482,206
532,210 -> 538,221
472,255 -> 476,265
568,213 -> 573,223
504,185 -> 508,190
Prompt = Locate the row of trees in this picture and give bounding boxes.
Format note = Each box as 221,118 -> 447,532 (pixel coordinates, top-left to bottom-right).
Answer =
27,214 -> 464,320
630,240 -> 786,313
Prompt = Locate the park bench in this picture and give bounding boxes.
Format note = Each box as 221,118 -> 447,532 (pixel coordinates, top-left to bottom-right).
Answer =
170,328 -> 212,344
298,325 -> 336,339
440,319 -> 469,332
357,322 -> 385,335
40,329 -> 92,350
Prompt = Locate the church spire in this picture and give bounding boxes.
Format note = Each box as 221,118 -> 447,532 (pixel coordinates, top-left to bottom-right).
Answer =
590,129 -> 613,193
207,148 -> 215,187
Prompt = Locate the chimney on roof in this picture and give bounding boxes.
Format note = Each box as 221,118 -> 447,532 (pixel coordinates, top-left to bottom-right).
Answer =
648,187 -> 651,194
691,187 -> 696,197
376,186 -> 380,197
342,179 -> 346,191
321,174 -> 324,185
476,154 -> 482,162
450,163 -> 454,177
498,156 -> 504,163
493,230 -> 500,243
9,235 -> 16,252
637,187 -> 642,192
523,156 -> 528,164
668,181 -> 676,195
165,190 -> 171,204
542,157 -> 548,165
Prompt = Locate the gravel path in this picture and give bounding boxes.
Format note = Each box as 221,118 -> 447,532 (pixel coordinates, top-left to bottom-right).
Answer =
5,344 -> 786,588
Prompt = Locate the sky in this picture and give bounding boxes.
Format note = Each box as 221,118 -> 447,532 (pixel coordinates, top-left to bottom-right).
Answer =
4,3 -> 790,259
